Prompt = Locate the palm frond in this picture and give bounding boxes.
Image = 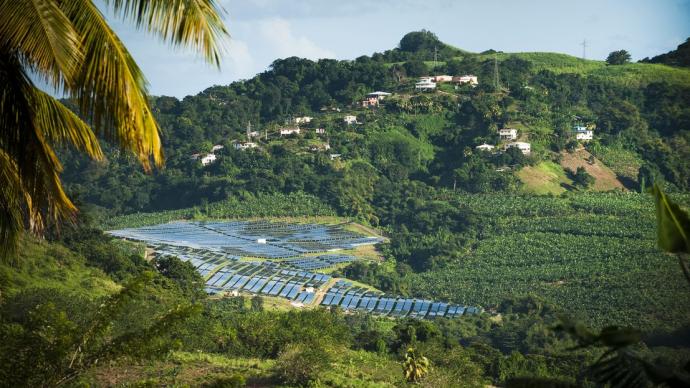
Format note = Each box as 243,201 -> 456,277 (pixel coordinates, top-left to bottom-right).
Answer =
31,89 -> 104,161
0,149 -> 28,259
0,53 -> 77,257
61,0 -> 163,170
105,0 -> 229,66
0,0 -> 82,88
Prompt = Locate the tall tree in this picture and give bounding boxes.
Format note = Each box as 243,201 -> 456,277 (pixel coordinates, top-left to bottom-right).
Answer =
0,0 -> 229,256
606,50 -> 631,65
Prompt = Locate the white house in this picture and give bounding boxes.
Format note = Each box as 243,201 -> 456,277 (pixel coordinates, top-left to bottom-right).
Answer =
415,78 -> 436,91
200,153 -> 217,165
315,128 -> 326,135
433,75 -> 453,82
574,125 -> 594,141
453,75 -> 479,86
499,128 -> 518,141
363,91 -> 392,107
343,115 -> 358,125
505,142 -> 531,155
294,116 -> 313,124
475,143 -> 495,151
330,153 -> 342,160
233,141 -> 257,151
211,144 -> 224,152
367,91 -> 391,100
247,130 -> 260,138
280,127 -> 301,136
362,96 -> 379,107
190,153 -> 201,160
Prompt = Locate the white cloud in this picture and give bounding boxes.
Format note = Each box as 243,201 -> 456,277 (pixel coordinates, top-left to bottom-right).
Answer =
226,38 -> 255,80
255,18 -> 336,60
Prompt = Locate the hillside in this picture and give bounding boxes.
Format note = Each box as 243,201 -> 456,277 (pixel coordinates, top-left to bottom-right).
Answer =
475,51 -> 690,87
4,30 -> 690,386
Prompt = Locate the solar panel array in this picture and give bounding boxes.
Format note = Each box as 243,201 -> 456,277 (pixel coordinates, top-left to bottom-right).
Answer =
283,254 -> 356,270
109,221 -> 482,320
203,261 -> 330,296
320,281 -> 482,319
110,221 -> 383,259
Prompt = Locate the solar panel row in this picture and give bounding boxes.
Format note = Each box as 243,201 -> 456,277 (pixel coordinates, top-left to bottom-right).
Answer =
319,287 -> 480,320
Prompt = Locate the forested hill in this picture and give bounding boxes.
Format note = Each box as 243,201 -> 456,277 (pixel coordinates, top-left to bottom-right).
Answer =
61,30 -> 690,219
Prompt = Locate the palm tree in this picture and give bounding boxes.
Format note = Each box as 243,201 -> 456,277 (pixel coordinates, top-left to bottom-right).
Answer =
402,347 -> 430,383
0,0 -> 229,257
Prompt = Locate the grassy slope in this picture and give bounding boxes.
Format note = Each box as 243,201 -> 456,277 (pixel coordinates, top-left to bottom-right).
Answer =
81,350 -> 404,387
409,193 -> 690,333
0,237 -> 118,298
475,51 -> 690,87
559,148 -> 625,191
517,161 -> 571,195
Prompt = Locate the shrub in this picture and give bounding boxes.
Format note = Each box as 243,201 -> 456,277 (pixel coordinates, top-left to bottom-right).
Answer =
273,343 -> 333,385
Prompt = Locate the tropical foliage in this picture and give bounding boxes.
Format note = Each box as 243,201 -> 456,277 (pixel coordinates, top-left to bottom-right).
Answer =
0,0 -> 228,256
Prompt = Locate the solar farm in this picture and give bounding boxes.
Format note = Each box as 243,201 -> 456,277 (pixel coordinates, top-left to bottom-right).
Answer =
109,220 -> 482,319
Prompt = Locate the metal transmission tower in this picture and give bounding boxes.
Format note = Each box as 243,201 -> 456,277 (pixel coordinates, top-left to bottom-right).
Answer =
581,39 -> 587,60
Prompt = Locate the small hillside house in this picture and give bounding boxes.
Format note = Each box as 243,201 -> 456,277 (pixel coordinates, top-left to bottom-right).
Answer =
475,143 -> 495,151
294,116 -> 313,124
280,127 -> 301,136
247,130 -> 260,138
200,153 -> 217,165
367,91 -> 391,100
453,75 -> 479,86
499,128 -> 518,141
574,125 -> 593,141
415,78 -> 436,91
362,96 -> 379,107
211,144 -> 224,152
343,115 -> 358,125
330,153 -> 342,160
233,141 -> 257,151
433,75 -> 453,82
505,142 -> 531,155
315,128 -> 326,134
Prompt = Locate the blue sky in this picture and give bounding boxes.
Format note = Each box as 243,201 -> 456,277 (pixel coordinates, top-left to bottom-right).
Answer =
107,0 -> 690,98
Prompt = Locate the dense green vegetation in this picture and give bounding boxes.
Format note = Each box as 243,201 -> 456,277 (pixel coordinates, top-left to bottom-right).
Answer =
102,191 -> 335,229
3,31 -> 689,386
61,33 -> 690,221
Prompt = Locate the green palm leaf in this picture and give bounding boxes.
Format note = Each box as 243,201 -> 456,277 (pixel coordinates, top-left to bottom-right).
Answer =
31,89 -> 103,160
0,54 -> 78,255
0,0 -> 229,257
106,0 -> 229,66
0,0 -> 82,87
62,0 -> 162,170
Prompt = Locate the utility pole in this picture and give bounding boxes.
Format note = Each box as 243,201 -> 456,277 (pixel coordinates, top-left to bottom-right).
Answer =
246,120 -> 251,139
581,39 -> 587,60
